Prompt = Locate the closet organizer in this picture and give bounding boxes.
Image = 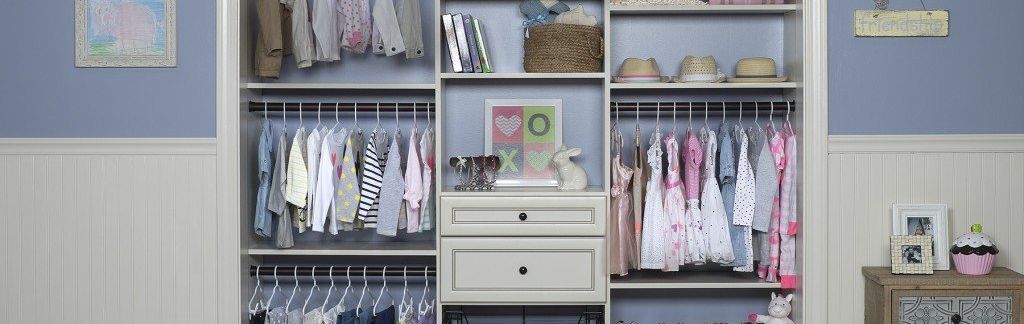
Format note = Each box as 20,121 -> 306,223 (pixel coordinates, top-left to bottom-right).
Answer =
228,0 -> 811,322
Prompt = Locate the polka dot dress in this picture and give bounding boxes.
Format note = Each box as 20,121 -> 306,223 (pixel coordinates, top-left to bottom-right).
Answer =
732,125 -> 756,273
701,128 -> 735,264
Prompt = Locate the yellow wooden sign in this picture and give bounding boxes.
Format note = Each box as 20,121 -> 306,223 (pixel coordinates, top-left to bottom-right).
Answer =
855,10 -> 949,37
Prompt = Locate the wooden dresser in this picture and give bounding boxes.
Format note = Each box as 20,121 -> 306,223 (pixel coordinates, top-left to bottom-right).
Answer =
863,267 -> 1024,323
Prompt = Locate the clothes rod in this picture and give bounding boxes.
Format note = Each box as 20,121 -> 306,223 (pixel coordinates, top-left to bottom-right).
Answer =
249,101 -> 435,112
612,101 -> 796,112
250,266 -> 436,277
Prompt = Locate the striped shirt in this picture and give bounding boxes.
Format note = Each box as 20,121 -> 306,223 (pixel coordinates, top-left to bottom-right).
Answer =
356,131 -> 386,227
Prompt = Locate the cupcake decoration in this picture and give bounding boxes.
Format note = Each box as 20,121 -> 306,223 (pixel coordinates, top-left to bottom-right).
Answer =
950,224 -> 998,275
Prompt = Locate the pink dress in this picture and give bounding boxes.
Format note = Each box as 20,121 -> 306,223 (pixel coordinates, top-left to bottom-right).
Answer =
779,123 -> 799,288
610,152 -> 637,275
763,125 -> 785,282
683,130 -> 708,264
662,134 -> 686,269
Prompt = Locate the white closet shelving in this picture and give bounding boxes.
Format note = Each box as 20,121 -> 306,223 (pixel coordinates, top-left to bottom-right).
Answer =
610,82 -> 799,89
608,4 -> 799,14
245,83 -> 438,90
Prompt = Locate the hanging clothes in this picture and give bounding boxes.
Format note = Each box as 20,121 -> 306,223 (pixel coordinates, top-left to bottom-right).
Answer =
373,305 -> 396,324
316,129 -> 349,234
415,308 -> 434,324
609,126 -> 636,276
683,129 -> 708,264
376,137 -> 406,237
404,129 -> 423,233
661,133 -> 685,269
348,128 -> 367,230
254,0 -> 287,78
308,128 -> 326,231
371,0 -> 407,56
732,125 -> 756,273
419,127 -> 435,231
268,306 -> 289,324
305,309 -> 329,324
338,309 -> 357,324
324,306 -> 342,324
395,132 -> 408,231
396,0 -> 424,59
312,0 -> 341,61
335,132 -> 362,231
286,128 -> 309,231
701,127 -> 734,264
282,0 -> 315,68
631,126 -> 646,267
288,308 -> 303,324
251,309 -> 268,324
269,130 -> 294,249
356,308 -> 373,324
750,126 -> 779,279
357,131 -> 385,228
718,122 -> 747,267
340,0 -> 372,53
763,125 -> 785,282
640,131 -> 667,269
255,120 -> 275,239
779,123 -> 799,288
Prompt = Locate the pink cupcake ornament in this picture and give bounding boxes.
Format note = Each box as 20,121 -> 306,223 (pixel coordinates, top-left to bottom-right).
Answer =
950,224 -> 999,275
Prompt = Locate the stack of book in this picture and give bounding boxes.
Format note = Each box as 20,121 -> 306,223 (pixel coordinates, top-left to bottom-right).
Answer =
442,13 -> 493,73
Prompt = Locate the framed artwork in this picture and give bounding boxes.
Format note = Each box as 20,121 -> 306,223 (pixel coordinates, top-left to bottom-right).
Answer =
890,235 -> 934,274
485,99 -> 563,187
892,204 -> 949,270
76,0 -> 177,67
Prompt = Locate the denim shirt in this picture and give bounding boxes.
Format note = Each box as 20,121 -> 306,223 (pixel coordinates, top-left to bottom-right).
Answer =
254,120 -> 274,239
718,122 -> 747,267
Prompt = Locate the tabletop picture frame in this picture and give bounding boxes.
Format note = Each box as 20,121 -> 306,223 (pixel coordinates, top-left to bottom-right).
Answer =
891,235 -> 935,275
484,99 -> 563,187
892,204 -> 949,270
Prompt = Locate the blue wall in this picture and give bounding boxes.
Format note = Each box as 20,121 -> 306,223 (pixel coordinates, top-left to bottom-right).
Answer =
829,0 -> 1024,135
0,1 -> 216,138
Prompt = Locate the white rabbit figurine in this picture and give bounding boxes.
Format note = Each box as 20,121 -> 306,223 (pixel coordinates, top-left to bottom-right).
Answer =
551,146 -> 588,191
748,292 -> 795,324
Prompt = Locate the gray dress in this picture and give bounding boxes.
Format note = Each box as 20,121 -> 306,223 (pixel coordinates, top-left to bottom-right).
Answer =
376,138 -> 406,237
269,132 -> 294,249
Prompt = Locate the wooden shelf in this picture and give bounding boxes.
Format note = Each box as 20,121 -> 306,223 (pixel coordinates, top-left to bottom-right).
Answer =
441,186 -> 606,197
610,271 -> 782,289
244,83 -> 437,90
609,4 -> 800,14
441,73 -> 607,80
248,241 -> 437,256
610,82 -> 798,90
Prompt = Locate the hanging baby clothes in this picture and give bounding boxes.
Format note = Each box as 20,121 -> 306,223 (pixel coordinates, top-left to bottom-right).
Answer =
268,306 -> 288,324
269,130 -> 294,249
609,126 -> 636,276
338,309 -> 357,324
631,125 -> 646,266
340,0 -> 372,53
348,129 -> 366,230
357,308 -> 373,324
376,138 -> 406,237
750,127 -> 779,279
286,128 -> 309,232
701,127 -> 734,264
254,0 -> 287,78
373,305 -> 396,324
682,129 -> 707,264
316,129 -> 348,234
308,128 -> 325,231
282,0 -> 315,68
255,120 -> 274,239
288,308 -> 303,324
312,0 -> 341,61
779,123 -> 798,288
396,0 -> 424,58
251,309 -> 268,324
305,309 -> 328,324
335,132 -> 361,231
404,129 -> 423,233
661,133 -> 685,269
719,122 -> 746,267
324,306 -> 342,324
357,131 -> 385,228
371,0 -> 407,56
640,131 -> 667,269
732,125 -> 756,273
763,125 -> 785,282
372,130 -> 392,226
394,132 -> 408,231
419,127 -> 435,231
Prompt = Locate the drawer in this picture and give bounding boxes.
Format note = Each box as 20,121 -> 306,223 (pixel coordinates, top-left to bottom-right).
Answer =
440,196 -> 606,236
439,237 -> 606,304
893,290 -> 1019,324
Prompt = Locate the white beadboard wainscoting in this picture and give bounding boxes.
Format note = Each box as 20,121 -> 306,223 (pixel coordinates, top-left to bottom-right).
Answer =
0,139 -> 217,323
827,135 -> 1024,322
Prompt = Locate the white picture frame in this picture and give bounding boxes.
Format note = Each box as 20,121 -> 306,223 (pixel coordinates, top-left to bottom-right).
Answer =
892,203 -> 949,270
484,99 -> 563,187
890,235 -> 935,274
76,0 -> 178,67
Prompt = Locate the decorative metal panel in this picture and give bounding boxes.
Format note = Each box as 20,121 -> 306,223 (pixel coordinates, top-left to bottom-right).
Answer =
898,296 -> 1012,324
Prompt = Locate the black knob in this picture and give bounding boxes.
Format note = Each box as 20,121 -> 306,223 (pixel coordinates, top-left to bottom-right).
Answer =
519,266 -> 528,275
519,213 -> 528,221
951,314 -> 961,323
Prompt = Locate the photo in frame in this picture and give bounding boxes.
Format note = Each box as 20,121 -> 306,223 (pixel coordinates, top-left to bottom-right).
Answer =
485,99 -> 562,187
892,204 -> 949,270
890,235 -> 935,274
76,0 -> 177,67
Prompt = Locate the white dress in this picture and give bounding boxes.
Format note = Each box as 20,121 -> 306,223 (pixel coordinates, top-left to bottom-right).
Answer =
700,128 -> 735,264
732,125 -> 757,273
640,131 -> 668,269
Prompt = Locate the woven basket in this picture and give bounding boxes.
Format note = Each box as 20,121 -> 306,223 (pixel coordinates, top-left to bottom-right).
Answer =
524,24 -> 603,73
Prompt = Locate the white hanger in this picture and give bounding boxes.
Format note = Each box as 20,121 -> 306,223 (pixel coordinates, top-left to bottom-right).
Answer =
687,102 -> 693,131
769,102 -> 777,130
738,102 -> 743,124
375,266 -> 396,313
412,103 -> 418,130
356,266 -> 370,313
671,102 -> 677,134
655,102 -> 661,132
298,103 -> 304,130
268,266 -> 282,311
753,102 -> 762,129
634,103 -> 641,134
264,102 -> 269,122
399,267 -> 411,312
302,266 -> 321,314
418,266 -> 431,313
785,101 -> 792,128
375,103 -> 382,130
320,266 -> 337,313
286,267 -> 301,313
337,266 -> 356,311
282,103 -> 288,133
248,265 -> 265,314
704,102 -> 709,129
316,103 -> 323,130
332,103 -> 341,131
393,103 -> 403,139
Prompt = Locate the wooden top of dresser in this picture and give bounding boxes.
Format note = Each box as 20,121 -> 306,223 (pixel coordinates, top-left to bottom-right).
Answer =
863,267 -> 1024,286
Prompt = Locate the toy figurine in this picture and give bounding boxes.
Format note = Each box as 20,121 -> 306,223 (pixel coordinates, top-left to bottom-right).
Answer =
749,292 -> 795,324
552,146 -> 587,190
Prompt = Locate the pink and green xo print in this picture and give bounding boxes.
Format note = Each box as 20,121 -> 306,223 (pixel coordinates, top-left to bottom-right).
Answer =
490,105 -> 557,180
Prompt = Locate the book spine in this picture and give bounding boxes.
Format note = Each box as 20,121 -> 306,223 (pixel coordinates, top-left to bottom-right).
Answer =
472,18 -> 491,73
463,15 -> 481,73
452,14 -> 473,73
441,14 -> 462,73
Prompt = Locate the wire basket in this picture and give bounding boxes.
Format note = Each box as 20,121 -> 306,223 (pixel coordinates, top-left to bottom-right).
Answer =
523,24 -> 603,73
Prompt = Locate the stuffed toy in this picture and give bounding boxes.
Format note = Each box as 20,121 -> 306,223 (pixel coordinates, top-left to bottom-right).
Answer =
748,292 -> 795,324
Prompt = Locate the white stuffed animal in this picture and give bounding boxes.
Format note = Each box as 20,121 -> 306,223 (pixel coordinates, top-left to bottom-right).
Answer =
748,292 -> 795,324
551,146 -> 588,190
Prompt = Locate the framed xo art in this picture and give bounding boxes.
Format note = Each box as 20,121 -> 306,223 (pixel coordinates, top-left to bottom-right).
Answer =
485,99 -> 562,187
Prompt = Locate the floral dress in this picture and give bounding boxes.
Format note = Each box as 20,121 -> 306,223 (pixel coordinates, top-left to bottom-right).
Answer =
661,133 -> 685,269
700,127 -> 734,264
683,129 -> 708,264
640,131 -> 667,269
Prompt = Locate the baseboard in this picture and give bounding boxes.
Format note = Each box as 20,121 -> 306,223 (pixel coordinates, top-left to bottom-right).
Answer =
0,138 -> 216,155
829,134 -> 1024,154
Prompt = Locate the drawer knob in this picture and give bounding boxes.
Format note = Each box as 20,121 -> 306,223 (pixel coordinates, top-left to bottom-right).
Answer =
951,314 -> 961,323
518,213 -> 528,221
519,266 -> 528,275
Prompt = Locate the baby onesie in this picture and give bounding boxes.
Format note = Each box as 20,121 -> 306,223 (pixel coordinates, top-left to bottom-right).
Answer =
732,125 -> 756,273
335,132 -> 361,231
286,128 -> 309,231
661,133 -> 685,269
403,129 -> 423,233
683,129 -> 707,265
307,128 -> 325,231
376,138 -> 406,237
640,131 -> 667,269
701,128 -> 734,264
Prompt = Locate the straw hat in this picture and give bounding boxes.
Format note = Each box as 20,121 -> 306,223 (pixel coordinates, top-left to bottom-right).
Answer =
727,57 -> 787,83
673,55 -> 725,83
613,58 -> 669,83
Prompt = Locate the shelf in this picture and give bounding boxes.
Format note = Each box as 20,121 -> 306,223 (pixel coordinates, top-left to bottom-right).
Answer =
441,186 -> 606,197
609,4 -> 800,14
610,82 -> 798,90
244,83 -> 437,90
610,271 -> 782,289
441,73 -> 607,80
248,241 -> 437,256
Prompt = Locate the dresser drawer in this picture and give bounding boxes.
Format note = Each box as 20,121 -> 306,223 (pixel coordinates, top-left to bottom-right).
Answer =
439,237 -> 606,303
893,290 -> 1019,324
439,196 -> 606,236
